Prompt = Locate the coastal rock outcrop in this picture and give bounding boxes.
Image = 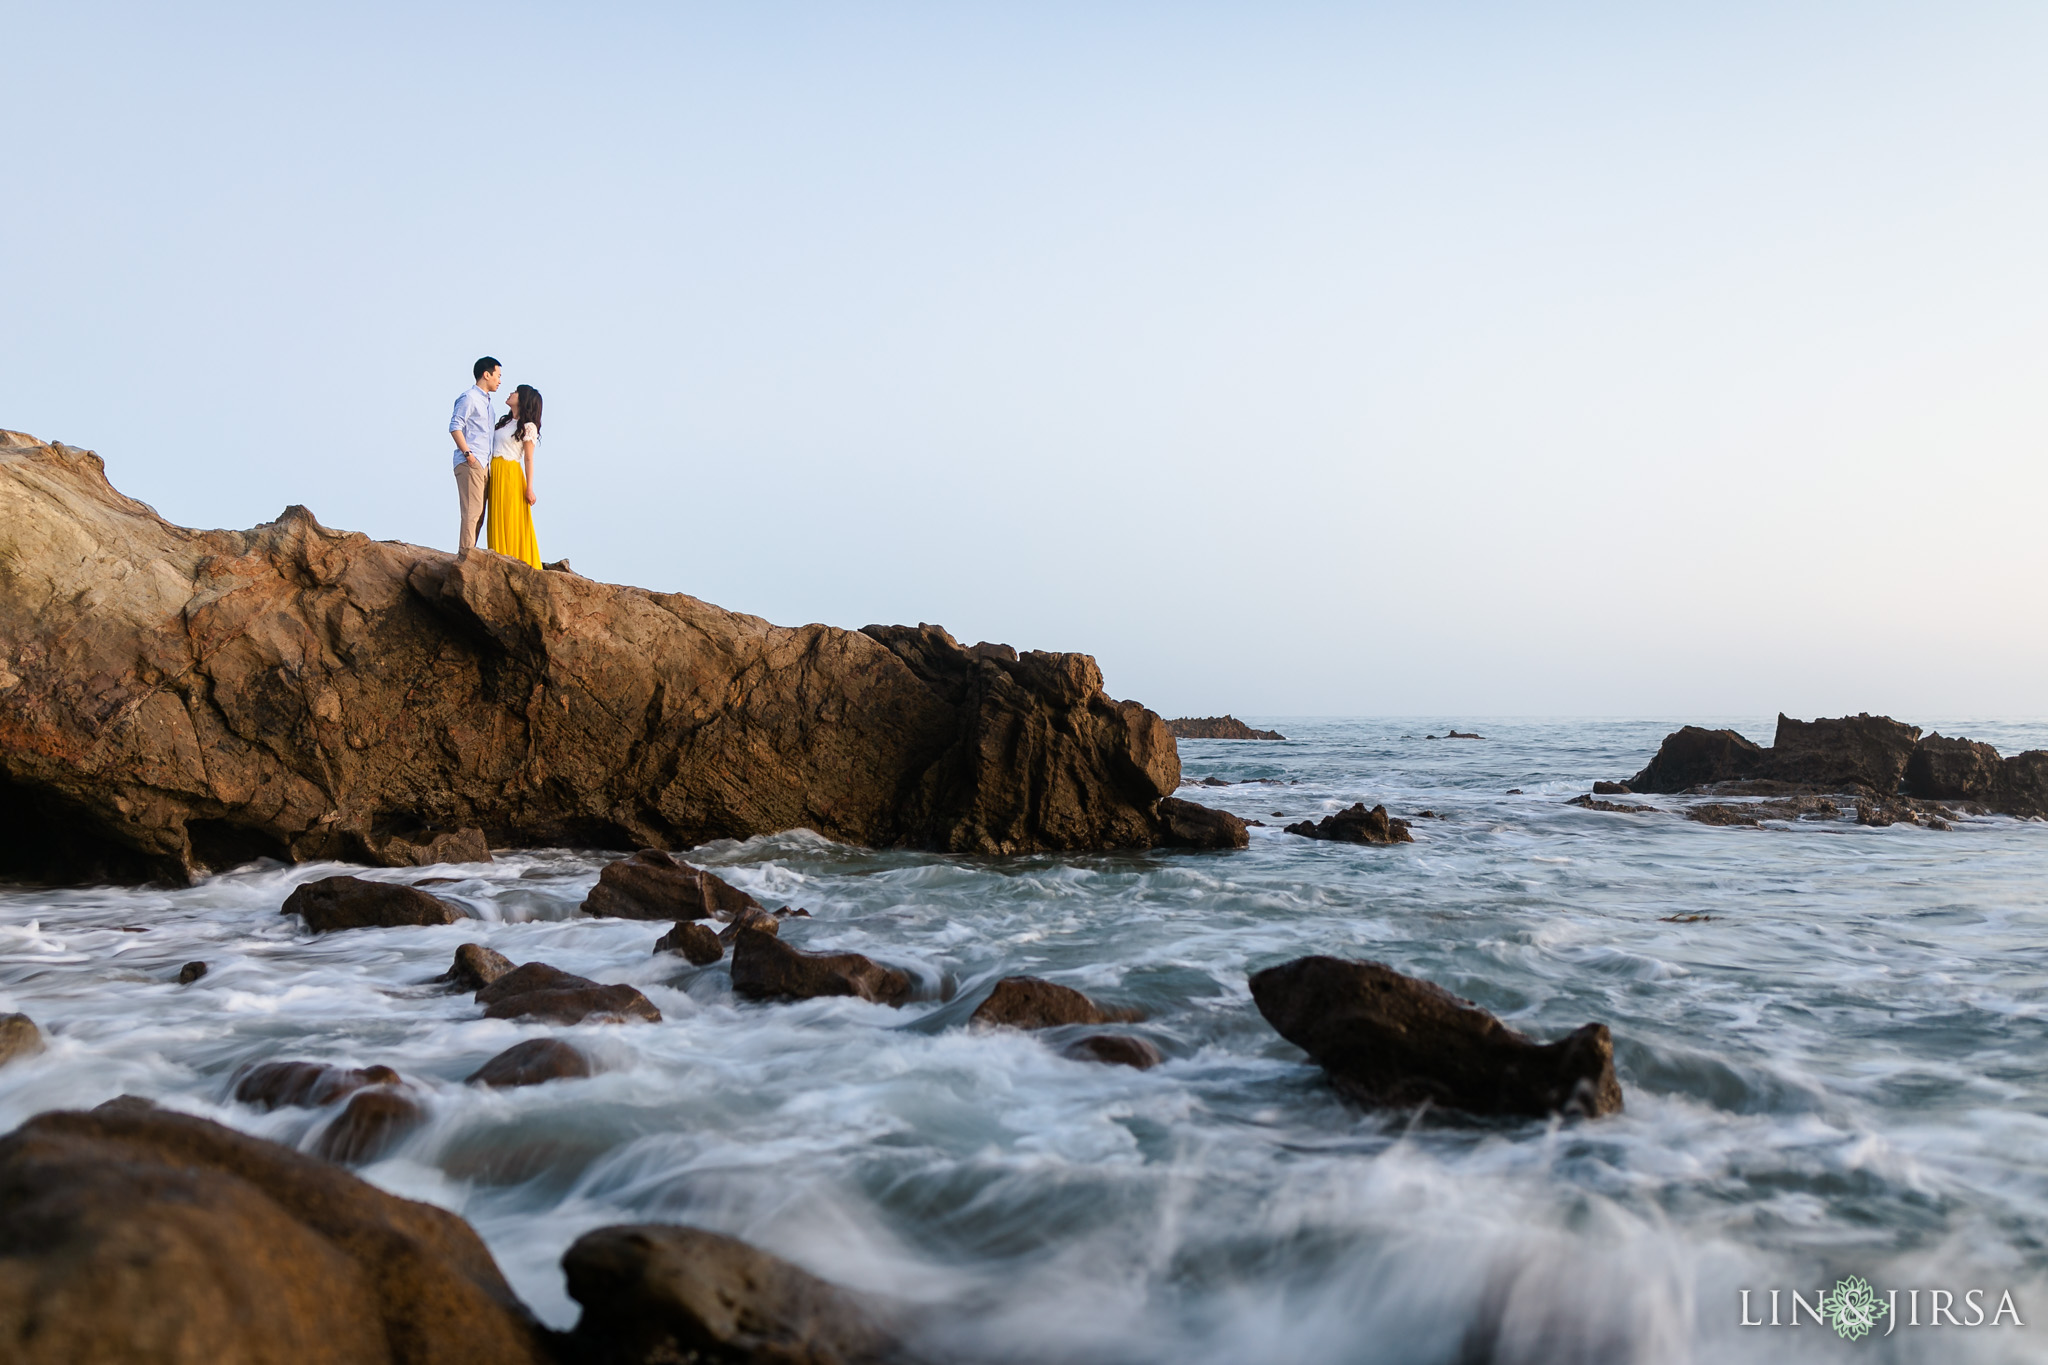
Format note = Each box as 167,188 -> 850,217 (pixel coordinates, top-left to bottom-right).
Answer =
1626,713 -> 2048,818
475,962 -> 662,1024
562,1223 -> 901,1365
580,849 -> 759,921
282,876 -> 464,932
0,1099 -> 553,1364
1248,956 -> 1623,1119
1155,796 -> 1251,850
1165,715 -> 1285,741
0,430 -> 1180,885
1284,803 -> 1413,845
730,929 -> 912,1006
969,976 -> 1142,1029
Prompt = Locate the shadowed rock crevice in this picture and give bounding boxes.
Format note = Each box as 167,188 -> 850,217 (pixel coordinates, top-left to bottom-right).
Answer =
0,432 -> 1183,884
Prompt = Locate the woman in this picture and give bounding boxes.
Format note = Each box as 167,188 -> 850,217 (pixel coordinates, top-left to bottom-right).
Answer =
485,383 -> 543,569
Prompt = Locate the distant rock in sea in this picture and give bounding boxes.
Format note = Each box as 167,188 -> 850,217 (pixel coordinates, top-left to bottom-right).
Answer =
0,428 -> 1183,885
1166,715 -> 1285,741
1624,713 -> 2048,819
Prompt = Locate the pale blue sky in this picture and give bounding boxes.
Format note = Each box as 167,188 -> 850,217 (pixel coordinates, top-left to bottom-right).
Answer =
6,4 -> 2045,718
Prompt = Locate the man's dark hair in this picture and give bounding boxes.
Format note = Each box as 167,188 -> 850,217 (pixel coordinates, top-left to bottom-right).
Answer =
473,356 -> 501,382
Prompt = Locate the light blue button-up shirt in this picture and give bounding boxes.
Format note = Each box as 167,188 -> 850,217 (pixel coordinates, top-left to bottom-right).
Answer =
449,385 -> 496,470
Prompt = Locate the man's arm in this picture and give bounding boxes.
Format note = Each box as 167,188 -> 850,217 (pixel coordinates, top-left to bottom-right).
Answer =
449,396 -> 486,468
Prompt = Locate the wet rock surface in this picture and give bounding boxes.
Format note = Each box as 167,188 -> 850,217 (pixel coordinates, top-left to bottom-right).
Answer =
466,1039 -> 592,1089
0,433 -> 1180,886
1249,956 -> 1623,1119
1685,797 -> 1840,827
176,960 -> 209,984
731,928 -> 913,1006
1164,715 -> 1285,741
233,1060 -> 401,1111
0,1014 -> 44,1068
563,1223 -> 901,1365
366,825 -> 492,867
0,1099 -> 552,1365
1062,1034 -> 1163,1069
475,963 -> 662,1025
654,920 -> 724,964
1155,796 -> 1250,850
717,904 -> 783,943
439,942 -> 515,991
282,875 -> 463,932
315,1087 -> 426,1164
580,849 -> 760,921
1566,795 -> 1655,814
1284,803 -> 1414,845
969,976 -> 1141,1030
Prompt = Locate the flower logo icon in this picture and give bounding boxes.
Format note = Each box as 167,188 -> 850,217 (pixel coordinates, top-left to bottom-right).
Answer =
1819,1275 -> 1888,1341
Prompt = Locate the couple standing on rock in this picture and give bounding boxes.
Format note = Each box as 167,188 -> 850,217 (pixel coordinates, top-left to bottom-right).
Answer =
448,356 -> 544,569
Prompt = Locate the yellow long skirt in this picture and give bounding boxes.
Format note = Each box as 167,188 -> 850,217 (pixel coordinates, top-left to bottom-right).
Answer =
484,457 -> 541,569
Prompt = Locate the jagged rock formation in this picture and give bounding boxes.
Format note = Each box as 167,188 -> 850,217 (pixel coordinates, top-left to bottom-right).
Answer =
1166,715 -> 1285,740
1249,956 -> 1623,1120
1626,714 -> 2048,817
1284,803 -> 1413,845
0,430 -> 1180,884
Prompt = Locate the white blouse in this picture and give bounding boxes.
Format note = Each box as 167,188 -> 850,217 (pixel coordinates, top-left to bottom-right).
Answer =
490,421 -> 538,461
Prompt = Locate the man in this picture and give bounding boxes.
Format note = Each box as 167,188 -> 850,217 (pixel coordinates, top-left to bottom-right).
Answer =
449,357 -> 502,552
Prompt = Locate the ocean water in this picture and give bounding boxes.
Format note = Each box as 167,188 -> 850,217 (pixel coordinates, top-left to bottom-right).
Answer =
2,717 -> 2045,1364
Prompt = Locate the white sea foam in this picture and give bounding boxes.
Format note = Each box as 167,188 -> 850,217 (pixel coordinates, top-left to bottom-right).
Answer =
2,718 -> 2045,1362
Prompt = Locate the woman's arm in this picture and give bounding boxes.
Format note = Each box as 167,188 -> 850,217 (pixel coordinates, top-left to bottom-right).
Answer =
522,434 -> 537,505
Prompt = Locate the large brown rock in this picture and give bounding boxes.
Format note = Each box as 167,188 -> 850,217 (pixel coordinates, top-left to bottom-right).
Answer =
1904,734 -> 2004,802
282,876 -> 463,931
1284,803 -> 1413,845
563,1223 -> 900,1365
1627,726 -> 1765,793
730,929 -> 913,1006
1155,796 -> 1250,850
969,976 -> 1141,1029
581,849 -> 759,921
1164,715 -> 1285,741
475,962 -> 662,1025
1999,751 -> 2048,819
437,943 -> 515,991
0,432 -> 1180,885
654,920 -> 724,964
1248,956 -> 1623,1119
0,1098 -> 552,1365
0,1014 -> 44,1068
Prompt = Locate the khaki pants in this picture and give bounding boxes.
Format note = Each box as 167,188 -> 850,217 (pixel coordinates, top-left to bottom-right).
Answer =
454,460 -> 487,552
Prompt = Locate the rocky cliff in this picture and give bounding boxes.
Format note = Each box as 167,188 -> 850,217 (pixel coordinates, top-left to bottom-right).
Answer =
0,429 -> 1180,883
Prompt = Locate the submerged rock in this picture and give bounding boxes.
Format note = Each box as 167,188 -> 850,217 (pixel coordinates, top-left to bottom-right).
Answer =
1155,796 -> 1250,850
1592,781 -> 1633,795
1248,956 -> 1623,1119
580,849 -> 760,921
1284,803 -> 1413,845
314,1087 -> 425,1164
466,1038 -> 592,1088
1062,1035 -> 1163,1069
0,1099 -> 553,1364
1565,795 -> 1655,815
176,960 -> 209,984
730,930 -> 912,1006
1855,797 -> 1955,830
281,875 -> 463,932
654,920 -> 724,964
969,976 -> 1142,1030
0,432 -> 1181,886
717,904 -> 782,943
563,1223 -> 901,1365
439,942 -> 515,991
1685,797 -> 1840,827
476,962 -> 662,1025
233,1060 -> 400,1111
1164,715 -> 1285,741
0,1014 -> 44,1068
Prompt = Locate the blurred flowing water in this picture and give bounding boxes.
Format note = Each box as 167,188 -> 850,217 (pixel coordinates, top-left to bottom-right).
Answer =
3,718 -> 2046,1364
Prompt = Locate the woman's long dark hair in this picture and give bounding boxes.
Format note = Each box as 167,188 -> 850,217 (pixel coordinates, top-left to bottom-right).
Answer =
495,384 -> 543,435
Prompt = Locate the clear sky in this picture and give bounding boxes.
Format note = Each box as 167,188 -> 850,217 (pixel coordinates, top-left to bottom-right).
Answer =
6,3 -> 2044,719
